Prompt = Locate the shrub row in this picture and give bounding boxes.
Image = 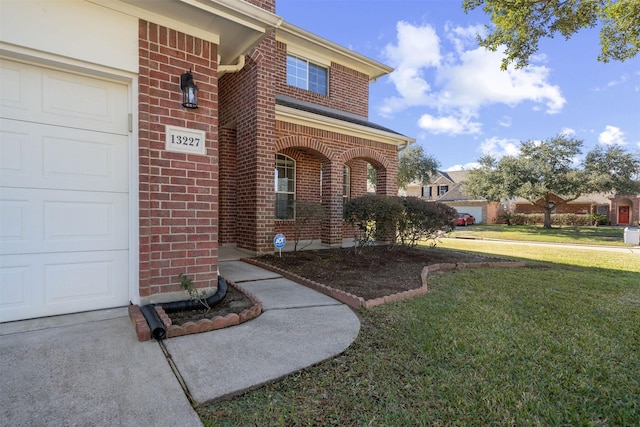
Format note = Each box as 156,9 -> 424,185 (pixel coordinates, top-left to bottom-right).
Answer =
500,212 -> 607,226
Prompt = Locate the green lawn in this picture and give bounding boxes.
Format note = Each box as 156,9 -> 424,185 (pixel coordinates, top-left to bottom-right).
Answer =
450,224 -> 630,246
199,238 -> 640,426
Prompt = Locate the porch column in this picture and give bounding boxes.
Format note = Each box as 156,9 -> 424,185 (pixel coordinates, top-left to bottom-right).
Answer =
321,162 -> 344,245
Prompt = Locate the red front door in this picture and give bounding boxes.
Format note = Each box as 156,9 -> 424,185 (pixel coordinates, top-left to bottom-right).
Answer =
619,206 -> 630,224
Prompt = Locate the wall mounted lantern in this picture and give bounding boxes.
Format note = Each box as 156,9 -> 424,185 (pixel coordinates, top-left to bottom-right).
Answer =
180,69 -> 198,109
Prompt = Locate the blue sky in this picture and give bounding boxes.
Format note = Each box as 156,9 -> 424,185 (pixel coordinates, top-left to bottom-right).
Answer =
276,0 -> 640,171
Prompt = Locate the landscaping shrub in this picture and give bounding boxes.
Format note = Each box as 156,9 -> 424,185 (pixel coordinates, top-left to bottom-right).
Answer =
396,197 -> 457,247
344,195 -> 456,251
343,194 -> 403,251
504,213 -> 601,226
291,200 -> 327,251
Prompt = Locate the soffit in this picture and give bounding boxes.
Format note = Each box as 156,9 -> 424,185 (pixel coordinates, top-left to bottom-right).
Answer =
92,0 -> 283,64
276,22 -> 393,81
276,103 -> 414,147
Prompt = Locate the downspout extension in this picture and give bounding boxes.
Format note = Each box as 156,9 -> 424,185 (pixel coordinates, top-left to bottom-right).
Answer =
140,276 -> 229,340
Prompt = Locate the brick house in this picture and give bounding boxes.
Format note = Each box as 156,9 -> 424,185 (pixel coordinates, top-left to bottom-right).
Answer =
405,170 -> 504,224
514,193 -> 639,226
0,0 -> 412,322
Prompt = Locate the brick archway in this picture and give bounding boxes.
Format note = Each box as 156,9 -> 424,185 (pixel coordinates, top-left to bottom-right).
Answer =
276,135 -> 336,163
338,146 -> 396,196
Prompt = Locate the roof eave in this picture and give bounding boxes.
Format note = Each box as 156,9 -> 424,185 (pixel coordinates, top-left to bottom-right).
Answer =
276,22 -> 393,81
276,104 -> 414,147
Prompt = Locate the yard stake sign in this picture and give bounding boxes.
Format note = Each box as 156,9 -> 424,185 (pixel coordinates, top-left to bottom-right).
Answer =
274,233 -> 286,257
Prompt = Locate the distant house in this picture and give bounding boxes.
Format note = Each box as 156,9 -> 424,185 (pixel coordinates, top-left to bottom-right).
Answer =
405,170 -> 504,224
514,193 -> 639,226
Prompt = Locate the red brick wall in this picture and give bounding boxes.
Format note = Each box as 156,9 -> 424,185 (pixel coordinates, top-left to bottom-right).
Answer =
516,202 -> 592,214
219,36 -> 277,252
244,0 -> 275,12
219,127 -> 236,243
274,122 -> 398,243
138,20 -> 219,299
275,41 -> 370,118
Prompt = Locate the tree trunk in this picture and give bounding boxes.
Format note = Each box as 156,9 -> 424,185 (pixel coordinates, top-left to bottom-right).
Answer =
543,208 -> 552,229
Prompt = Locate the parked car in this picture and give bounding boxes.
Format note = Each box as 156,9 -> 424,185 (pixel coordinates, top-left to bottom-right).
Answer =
456,213 -> 475,226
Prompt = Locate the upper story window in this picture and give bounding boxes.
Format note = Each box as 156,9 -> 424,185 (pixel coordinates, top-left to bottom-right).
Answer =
286,55 -> 328,96
275,154 -> 296,220
437,185 -> 449,196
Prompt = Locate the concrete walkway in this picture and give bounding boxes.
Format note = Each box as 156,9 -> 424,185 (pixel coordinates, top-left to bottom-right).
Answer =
0,259 -> 361,426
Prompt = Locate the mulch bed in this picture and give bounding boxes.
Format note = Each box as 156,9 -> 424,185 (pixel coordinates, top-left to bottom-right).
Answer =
252,245 -> 508,300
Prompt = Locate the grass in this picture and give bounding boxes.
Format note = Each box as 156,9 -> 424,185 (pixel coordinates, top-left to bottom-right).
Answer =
450,224 -> 630,246
199,233 -> 640,426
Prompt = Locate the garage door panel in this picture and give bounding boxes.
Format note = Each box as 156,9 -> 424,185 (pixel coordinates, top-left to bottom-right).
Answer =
0,264 -> 30,310
0,251 -> 129,322
0,59 -> 130,322
1,118 -> 128,192
1,188 -> 128,255
0,59 -> 128,134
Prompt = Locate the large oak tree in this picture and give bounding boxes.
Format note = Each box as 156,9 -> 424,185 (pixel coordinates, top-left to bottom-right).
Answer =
463,0 -> 640,70
463,134 -> 640,229
397,145 -> 440,190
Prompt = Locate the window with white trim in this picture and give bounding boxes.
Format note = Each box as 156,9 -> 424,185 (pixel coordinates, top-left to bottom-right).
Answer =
437,185 -> 449,196
275,154 -> 295,220
343,166 -> 350,203
286,55 -> 328,95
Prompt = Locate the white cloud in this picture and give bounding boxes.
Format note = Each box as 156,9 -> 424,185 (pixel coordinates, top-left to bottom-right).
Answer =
445,162 -> 480,171
378,21 -> 441,115
436,46 -> 565,114
498,116 -> 512,127
417,113 -> 482,135
379,22 -> 567,131
384,21 -> 441,68
479,137 -> 520,159
559,127 -> 575,136
599,125 -> 627,146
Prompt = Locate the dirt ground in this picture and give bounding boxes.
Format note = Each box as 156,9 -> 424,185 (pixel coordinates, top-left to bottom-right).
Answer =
166,285 -> 255,324
255,245 -> 498,300
167,245 -> 500,325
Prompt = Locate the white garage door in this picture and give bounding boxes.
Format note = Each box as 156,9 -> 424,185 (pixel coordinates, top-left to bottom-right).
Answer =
0,59 -> 130,322
452,205 -> 483,224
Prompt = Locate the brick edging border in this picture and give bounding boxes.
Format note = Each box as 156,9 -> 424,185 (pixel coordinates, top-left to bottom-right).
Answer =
242,258 -> 526,310
129,281 -> 263,342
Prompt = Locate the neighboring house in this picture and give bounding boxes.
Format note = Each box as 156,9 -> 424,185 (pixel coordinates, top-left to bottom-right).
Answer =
514,193 -> 639,226
0,0 -> 413,322
405,170 -> 504,224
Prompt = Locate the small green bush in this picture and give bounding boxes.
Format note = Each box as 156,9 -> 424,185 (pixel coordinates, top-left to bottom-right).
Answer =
344,195 -> 456,252
292,200 -> 327,251
397,197 -> 457,247
343,194 -> 403,251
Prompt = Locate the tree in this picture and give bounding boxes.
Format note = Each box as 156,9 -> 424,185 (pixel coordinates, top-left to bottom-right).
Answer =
463,0 -> 640,70
367,164 -> 377,191
463,134 -> 640,229
291,200 -> 327,251
398,145 -> 440,190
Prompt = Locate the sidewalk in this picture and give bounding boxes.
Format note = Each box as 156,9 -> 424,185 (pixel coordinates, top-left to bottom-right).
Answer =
0,258 -> 360,426
451,236 -> 640,254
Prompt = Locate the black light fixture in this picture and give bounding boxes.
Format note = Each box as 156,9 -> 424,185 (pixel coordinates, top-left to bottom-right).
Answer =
180,69 -> 198,109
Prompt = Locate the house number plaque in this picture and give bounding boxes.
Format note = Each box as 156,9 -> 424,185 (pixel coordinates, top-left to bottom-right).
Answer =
165,125 -> 206,155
